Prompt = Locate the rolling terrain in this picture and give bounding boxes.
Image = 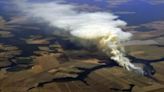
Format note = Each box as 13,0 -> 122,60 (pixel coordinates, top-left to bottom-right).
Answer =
0,0 -> 164,92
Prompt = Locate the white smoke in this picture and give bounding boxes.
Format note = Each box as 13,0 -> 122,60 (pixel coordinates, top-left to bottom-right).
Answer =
15,0 -> 144,74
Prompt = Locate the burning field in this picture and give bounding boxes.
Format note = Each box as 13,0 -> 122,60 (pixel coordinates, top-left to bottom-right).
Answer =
15,0 -> 144,74
0,0 -> 164,92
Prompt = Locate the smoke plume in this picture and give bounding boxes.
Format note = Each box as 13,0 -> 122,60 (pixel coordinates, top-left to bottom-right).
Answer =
15,0 -> 144,74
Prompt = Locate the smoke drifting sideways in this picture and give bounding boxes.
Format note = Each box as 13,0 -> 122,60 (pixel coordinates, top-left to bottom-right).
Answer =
15,0 -> 144,75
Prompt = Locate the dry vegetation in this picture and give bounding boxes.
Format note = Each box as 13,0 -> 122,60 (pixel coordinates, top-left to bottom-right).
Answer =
0,42 -> 163,92
0,15 -> 164,92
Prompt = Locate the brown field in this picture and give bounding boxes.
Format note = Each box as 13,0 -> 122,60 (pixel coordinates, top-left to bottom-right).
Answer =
0,16 -> 164,92
0,43 -> 164,92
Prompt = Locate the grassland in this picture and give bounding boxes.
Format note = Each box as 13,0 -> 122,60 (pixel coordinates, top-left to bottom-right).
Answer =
0,16 -> 164,92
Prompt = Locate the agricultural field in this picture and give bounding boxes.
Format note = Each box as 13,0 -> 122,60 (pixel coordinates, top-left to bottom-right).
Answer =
0,0 -> 164,92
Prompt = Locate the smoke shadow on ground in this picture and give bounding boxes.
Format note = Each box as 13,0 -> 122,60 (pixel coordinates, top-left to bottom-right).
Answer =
128,55 -> 164,79
110,84 -> 135,92
27,56 -> 164,91
154,45 -> 164,47
27,60 -> 118,91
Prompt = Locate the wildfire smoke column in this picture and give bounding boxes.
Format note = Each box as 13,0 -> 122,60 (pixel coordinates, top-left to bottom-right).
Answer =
15,0 -> 144,75
98,35 -> 143,73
